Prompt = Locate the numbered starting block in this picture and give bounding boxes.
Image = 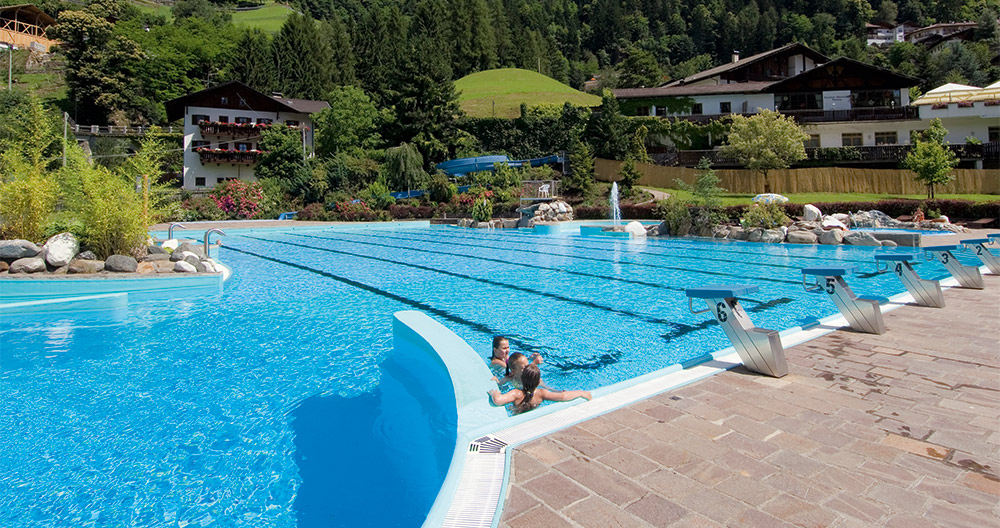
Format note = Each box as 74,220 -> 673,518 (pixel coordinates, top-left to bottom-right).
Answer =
924,245 -> 984,289
874,253 -> 945,308
685,285 -> 788,378
801,266 -> 886,335
960,238 -> 1000,275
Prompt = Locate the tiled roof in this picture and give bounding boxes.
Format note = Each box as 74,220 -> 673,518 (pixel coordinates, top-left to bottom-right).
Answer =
663,42 -> 829,87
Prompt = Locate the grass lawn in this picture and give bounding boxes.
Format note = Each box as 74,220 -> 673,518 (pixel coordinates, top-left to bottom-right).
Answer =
231,3 -> 295,32
131,0 -> 173,19
14,72 -> 68,109
455,68 -> 601,118
646,188 -> 1000,206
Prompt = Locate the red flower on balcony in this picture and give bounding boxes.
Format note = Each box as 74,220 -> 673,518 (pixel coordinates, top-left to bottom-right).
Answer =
957,101 -> 974,108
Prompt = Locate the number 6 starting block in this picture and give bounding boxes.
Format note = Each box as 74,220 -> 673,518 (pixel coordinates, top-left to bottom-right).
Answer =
685,285 -> 788,378
874,252 -> 945,308
801,266 -> 886,335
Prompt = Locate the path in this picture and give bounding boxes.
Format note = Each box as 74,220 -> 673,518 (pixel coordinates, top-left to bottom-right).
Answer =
501,274 -> 1000,527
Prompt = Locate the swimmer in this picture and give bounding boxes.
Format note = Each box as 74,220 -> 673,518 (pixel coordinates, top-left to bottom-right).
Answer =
489,365 -> 591,415
489,336 -> 510,370
492,352 -> 544,389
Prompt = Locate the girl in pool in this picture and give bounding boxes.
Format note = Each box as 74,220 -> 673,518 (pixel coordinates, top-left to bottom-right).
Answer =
489,365 -> 592,415
492,352 -> 544,389
489,336 -> 510,371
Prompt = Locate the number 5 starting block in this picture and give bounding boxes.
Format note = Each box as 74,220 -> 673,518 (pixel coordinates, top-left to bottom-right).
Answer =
801,266 -> 886,335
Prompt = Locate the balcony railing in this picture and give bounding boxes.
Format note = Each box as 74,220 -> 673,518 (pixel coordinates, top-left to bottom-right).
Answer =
663,106 -> 920,125
198,121 -> 272,137
675,142 -> 999,166
196,148 -> 263,165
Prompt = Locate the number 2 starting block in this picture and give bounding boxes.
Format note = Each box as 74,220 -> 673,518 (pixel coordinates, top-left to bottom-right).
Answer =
801,266 -> 886,335
685,285 -> 788,378
960,238 -> 1000,275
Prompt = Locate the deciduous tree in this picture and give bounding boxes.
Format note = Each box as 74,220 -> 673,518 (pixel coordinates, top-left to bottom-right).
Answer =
903,119 -> 958,199
720,109 -> 808,194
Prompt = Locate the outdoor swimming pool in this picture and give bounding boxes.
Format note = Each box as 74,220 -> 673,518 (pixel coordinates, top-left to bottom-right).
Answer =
1,224 -> 975,526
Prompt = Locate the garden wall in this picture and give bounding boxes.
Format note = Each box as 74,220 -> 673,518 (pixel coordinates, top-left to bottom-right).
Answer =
595,159 -> 999,194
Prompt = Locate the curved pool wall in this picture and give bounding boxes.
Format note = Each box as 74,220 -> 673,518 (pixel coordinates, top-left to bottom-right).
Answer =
392,311 -> 508,528
0,271 -> 229,304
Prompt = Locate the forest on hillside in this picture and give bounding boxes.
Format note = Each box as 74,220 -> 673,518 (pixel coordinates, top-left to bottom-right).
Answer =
5,0 -> 999,126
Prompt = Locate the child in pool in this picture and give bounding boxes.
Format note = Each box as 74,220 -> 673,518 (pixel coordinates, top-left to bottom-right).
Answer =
489,365 -> 591,414
492,352 -> 544,389
489,336 -> 510,371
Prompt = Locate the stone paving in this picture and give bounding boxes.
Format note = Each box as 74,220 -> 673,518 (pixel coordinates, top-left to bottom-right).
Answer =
501,274 -> 1000,527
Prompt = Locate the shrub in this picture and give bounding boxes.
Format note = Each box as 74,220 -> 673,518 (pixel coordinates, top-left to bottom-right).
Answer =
329,201 -> 390,221
180,195 -> 227,221
427,172 -> 456,203
297,202 -> 330,221
77,167 -> 149,259
358,180 -> 396,210
657,196 -> 692,235
388,204 -> 437,219
740,203 -> 791,229
471,197 -> 493,222
210,180 -> 265,219
0,172 -> 58,242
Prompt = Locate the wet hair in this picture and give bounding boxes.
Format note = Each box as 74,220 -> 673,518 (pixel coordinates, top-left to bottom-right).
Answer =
490,336 -> 508,360
516,364 -> 541,414
505,352 -> 526,376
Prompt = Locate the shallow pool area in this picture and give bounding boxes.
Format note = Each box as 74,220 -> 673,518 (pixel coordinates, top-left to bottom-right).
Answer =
1,224 -> 977,526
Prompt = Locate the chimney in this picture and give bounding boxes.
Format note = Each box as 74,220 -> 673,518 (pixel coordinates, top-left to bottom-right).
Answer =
271,92 -> 284,99
731,50 -> 740,63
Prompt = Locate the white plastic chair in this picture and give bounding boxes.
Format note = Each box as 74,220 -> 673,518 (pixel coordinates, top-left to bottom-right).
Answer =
538,184 -> 550,197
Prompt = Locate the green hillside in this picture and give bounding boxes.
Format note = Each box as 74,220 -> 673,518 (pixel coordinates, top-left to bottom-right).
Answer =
231,3 -> 296,33
455,68 -> 601,118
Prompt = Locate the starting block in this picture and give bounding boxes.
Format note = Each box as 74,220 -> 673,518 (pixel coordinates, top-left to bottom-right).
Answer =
685,285 -> 788,377
874,252 -> 945,308
924,245 -> 984,289
960,238 -> 1000,275
801,266 -> 885,334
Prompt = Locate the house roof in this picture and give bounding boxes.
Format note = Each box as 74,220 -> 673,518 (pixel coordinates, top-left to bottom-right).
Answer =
663,42 -> 829,87
912,81 -> 998,104
0,4 -> 56,27
764,57 -> 920,93
164,81 -> 329,122
615,81 -> 775,99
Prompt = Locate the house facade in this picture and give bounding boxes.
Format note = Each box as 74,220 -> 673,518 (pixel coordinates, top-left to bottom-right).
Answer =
612,43 -> 997,169
165,82 -> 329,190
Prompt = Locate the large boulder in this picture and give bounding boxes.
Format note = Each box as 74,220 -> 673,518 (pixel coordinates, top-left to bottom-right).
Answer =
143,253 -> 170,262
727,227 -> 747,240
624,221 -> 647,237
819,229 -> 845,245
77,250 -> 97,260
0,239 -> 41,259
881,240 -> 898,247
43,232 -> 79,267
175,243 -> 206,259
822,216 -> 849,230
786,230 -> 818,244
105,254 -> 138,272
136,261 -> 156,274
803,204 -> 822,222
0,261 -> 8,272
9,257 -> 46,273
68,259 -> 105,274
747,228 -> 764,242
147,245 -> 168,255
843,232 -> 881,246
174,261 -> 197,273
761,229 -> 785,243
712,225 -> 730,238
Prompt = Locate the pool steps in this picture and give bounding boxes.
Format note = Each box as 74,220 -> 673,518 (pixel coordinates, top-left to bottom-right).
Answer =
685,285 -> 789,378
801,266 -> 886,334
874,252 -> 946,308
925,245 -> 984,289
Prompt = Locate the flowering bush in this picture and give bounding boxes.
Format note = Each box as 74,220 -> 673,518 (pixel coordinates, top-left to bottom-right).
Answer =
210,180 -> 265,219
329,200 -> 391,221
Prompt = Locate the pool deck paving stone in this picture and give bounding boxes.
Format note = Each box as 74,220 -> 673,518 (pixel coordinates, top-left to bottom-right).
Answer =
500,273 -> 1000,527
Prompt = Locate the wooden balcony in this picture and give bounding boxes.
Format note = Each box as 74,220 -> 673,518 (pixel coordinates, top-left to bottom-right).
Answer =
198,121 -> 271,138
675,142 -> 999,167
664,106 -> 920,125
197,148 -> 262,165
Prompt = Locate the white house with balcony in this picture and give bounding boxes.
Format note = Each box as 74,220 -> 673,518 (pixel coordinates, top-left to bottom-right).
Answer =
614,43 -> 925,158
165,82 -> 329,190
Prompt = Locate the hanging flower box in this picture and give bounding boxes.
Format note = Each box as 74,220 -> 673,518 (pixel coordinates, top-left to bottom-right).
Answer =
985,100 -> 1000,106
931,103 -> 948,110
957,101 -> 974,108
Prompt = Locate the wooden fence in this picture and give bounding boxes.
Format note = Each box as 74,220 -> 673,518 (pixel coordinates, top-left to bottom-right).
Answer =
595,158 -> 999,195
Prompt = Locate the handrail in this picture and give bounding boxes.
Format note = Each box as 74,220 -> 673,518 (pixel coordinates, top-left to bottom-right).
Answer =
204,229 -> 226,259
168,223 -> 185,240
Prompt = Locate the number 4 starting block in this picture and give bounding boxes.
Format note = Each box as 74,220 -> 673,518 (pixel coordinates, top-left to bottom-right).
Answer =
874,252 -> 945,308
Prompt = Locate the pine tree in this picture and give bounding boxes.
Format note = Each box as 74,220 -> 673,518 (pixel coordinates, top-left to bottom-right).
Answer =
319,14 -> 356,87
271,13 -> 331,99
228,28 -> 275,93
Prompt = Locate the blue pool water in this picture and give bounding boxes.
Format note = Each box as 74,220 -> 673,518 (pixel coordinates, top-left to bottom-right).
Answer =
0,225 -> 975,526
854,227 -> 953,236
